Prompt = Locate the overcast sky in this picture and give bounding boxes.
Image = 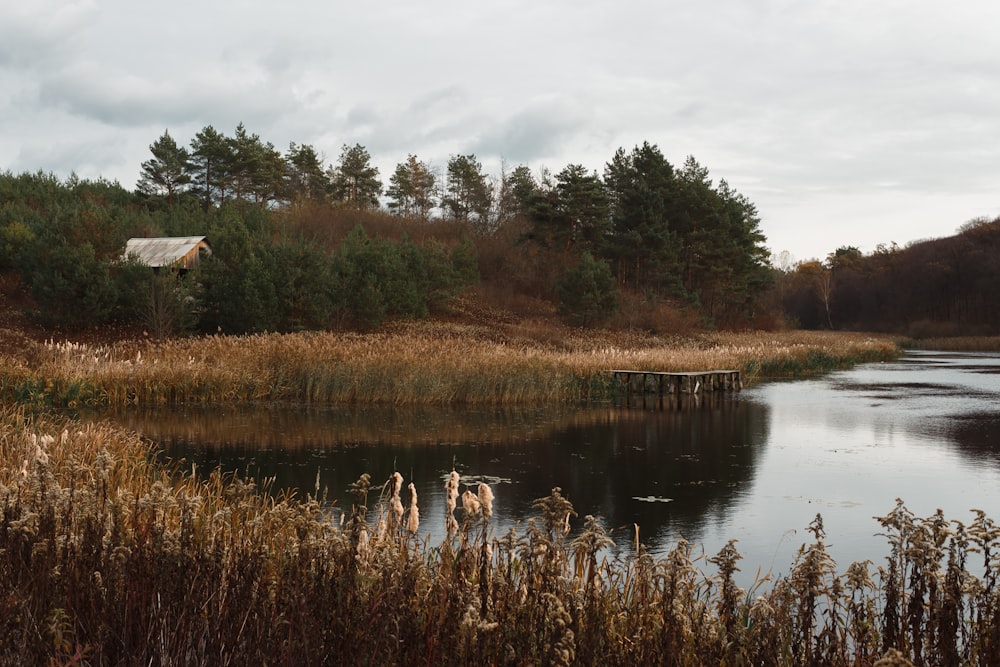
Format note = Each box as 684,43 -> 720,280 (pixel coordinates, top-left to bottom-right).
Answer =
2,0 -> 998,262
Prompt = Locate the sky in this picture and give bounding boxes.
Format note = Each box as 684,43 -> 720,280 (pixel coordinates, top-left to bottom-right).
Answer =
2,0 -> 999,263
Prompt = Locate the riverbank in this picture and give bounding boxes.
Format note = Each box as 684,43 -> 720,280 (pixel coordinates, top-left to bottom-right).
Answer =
0,323 -> 898,408
0,404 -> 992,665
900,334 -> 1000,352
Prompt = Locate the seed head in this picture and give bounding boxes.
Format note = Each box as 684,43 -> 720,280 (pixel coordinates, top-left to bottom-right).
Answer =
478,482 -> 495,519
407,482 -> 420,534
463,489 -> 482,517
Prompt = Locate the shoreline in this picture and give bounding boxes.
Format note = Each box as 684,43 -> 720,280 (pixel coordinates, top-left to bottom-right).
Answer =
1,325 -> 900,409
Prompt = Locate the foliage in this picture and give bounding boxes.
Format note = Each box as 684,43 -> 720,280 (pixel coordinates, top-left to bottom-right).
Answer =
2,126 -> 785,334
136,130 -> 191,205
557,252 -> 619,327
331,226 -> 478,330
24,242 -> 118,327
330,143 -> 382,209
285,142 -> 331,203
777,218 -> 1000,334
386,154 -> 437,218
443,154 -> 493,230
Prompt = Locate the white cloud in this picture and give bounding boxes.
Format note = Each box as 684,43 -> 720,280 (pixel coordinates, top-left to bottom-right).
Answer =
1,0 -> 999,260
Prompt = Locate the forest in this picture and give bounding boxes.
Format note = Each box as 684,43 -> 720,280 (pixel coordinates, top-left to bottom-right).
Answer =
0,122 -> 996,337
776,217 -> 1000,336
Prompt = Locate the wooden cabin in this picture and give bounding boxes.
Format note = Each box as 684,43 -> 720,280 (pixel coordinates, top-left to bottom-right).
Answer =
124,236 -> 211,272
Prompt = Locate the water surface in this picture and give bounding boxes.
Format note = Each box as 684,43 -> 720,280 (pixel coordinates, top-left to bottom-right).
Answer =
92,351 -> 1000,580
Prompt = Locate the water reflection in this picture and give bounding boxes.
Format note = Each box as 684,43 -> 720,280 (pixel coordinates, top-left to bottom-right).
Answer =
80,351 -> 1000,582
90,396 -> 769,552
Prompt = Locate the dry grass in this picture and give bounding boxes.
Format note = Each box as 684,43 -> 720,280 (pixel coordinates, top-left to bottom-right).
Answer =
0,324 -> 899,408
2,405 -> 999,665
899,335 -> 1000,352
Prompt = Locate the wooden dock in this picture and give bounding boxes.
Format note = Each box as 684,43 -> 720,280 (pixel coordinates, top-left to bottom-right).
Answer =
610,369 -> 742,399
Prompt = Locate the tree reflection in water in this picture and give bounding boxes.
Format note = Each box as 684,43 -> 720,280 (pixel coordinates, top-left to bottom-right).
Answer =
87,397 -> 769,555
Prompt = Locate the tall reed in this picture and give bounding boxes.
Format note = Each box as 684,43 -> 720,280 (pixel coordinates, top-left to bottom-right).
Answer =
0,326 -> 899,408
3,406 -> 999,665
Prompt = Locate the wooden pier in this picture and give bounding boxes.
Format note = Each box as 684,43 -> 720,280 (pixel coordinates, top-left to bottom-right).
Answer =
610,369 -> 742,399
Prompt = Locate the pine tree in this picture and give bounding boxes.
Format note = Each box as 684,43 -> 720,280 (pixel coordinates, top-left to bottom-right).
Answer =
137,130 -> 191,205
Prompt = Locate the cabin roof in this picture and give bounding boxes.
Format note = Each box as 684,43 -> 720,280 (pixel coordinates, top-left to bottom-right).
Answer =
124,236 -> 210,268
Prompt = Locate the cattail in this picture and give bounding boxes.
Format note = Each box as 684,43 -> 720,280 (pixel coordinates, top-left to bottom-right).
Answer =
478,482 -> 494,519
446,470 -> 460,533
462,489 -> 482,517
375,517 -> 387,541
357,526 -> 370,561
407,482 -> 419,534
390,472 -> 404,520
446,470 -> 459,511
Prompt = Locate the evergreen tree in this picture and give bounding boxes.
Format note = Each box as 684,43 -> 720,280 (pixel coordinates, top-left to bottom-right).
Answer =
603,142 -> 682,296
554,164 -> 610,252
285,143 -> 331,203
331,144 -> 382,209
136,130 -> 191,205
189,126 -> 232,209
557,251 -> 619,327
386,154 -> 437,218
442,154 -> 493,231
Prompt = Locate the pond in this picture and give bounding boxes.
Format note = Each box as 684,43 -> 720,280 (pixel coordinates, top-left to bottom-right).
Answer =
89,350 -> 1000,582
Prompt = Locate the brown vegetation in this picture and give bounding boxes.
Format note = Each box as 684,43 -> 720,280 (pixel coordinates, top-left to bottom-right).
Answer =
0,316 -> 899,408
3,406 -> 999,665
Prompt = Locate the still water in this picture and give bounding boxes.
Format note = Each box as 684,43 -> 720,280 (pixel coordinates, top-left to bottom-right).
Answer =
94,350 -> 1000,580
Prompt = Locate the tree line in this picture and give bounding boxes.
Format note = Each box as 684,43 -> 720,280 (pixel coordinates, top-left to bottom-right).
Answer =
1,123 -> 775,334
775,216 -> 1000,335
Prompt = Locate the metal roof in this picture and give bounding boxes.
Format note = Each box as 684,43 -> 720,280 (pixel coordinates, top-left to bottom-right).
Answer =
124,236 -> 210,268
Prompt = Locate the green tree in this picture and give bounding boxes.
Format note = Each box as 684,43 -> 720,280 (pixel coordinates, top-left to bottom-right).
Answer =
493,162 -> 539,227
554,164 -> 609,252
136,130 -> 191,205
557,252 -> 619,327
195,206 -> 284,333
603,142 -> 681,295
285,143 -> 331,203
229,123 -> 285,205
26,242 -> 118,328
442,154 -> 493,231
189,125 -> 232,209
331,144 -> 382,209
331,226 -> 390,329
386,154 -> 437,218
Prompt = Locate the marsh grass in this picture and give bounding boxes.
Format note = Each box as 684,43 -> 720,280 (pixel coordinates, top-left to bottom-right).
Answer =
3,406 -> 1000,665
0,326 -> 898,408
899,335 -> 1000,353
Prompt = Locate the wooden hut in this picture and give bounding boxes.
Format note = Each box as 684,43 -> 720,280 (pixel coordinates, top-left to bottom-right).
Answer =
124,236 -> 211,272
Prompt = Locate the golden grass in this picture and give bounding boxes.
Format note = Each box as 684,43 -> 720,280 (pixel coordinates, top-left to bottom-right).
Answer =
0,324 -> 900,408
899,335 -> 1000,352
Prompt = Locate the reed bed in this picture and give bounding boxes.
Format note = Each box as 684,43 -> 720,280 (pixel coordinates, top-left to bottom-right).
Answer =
0,325 -> 899,408
3,406 -> 1000,665
899,336 -> 1000,353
